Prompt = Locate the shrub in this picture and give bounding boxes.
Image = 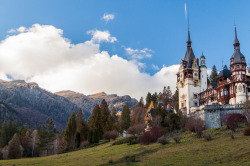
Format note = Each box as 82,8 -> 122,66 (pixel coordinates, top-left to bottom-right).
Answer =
127,123 -> 145,136
203,133 -> 212,141
103,130 -> 119,141
223,113 -> 246,132
185,117 -> 205,137
139,126 -> 165,145
173,136 -> 181,143
80,141 -> 90,148
243,126 -> 250,136
112,136 -> 139,145
157,135 -> 169,145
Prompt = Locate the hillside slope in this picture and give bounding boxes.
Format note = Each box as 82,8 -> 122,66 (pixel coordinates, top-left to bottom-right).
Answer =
0,80 -> 80,129
55,91 -> 138,114
1,127 -> 249,166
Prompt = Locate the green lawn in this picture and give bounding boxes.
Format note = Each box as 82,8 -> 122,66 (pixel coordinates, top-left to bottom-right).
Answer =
0,127 -> 249,166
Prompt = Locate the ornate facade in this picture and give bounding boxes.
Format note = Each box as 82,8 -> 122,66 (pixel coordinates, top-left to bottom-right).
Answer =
177,27 -> 250,115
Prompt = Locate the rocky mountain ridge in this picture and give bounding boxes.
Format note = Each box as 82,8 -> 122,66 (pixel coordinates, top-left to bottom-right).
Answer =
0,80 -> 138,130
55,90 -> 138,114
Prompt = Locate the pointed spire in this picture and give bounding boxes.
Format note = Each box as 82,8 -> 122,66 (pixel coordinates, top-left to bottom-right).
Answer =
233,26 -> 240,49
186,16 -> 191,47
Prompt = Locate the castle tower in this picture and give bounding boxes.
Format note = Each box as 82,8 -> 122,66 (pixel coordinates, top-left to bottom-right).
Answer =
177,29 -> 201,114
230,26 -> 247,104
200,53 -> 207,92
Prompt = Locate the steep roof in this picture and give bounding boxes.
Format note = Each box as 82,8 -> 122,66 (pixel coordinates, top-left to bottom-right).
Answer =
217,66 -> 231,79
184,47 -> 195,68
183,30 -> 196,68
210,83 -> 217,88
231,26 -> 245,64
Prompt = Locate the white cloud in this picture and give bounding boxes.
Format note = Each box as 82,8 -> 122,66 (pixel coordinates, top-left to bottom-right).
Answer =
152,64 -> 159,70
0,24 -> 179,100
125,47 -> 153,60
101,13 -> 115,23
87,30 -> 117,44
207,68 -> 212,77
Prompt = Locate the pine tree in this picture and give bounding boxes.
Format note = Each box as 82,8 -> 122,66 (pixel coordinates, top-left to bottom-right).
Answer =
111,107 -> 119,131
173,87 -> 179,111
100,99 -> 112,134
76,109 -> 88,142
151,92 -> 158,107
209,65 -> 218,83
8,133 -> 22,159
37,125 -> 48,151
63,111 -> 77,150
120,103 -> 131,132
45,118 -> 56,143
89,105 -> 102,143
146,92 -> 152,108
137,97 -> 144,107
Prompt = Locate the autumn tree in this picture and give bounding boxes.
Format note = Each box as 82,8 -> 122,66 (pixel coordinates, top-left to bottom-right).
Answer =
22,131 -> 32,157
8,133 -> 22,159
209,65 -> 218,83
120,103 -> 131,132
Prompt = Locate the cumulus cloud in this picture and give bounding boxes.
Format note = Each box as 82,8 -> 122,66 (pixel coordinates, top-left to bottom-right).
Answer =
0,24 -> 179,100
87,30 -> 117,44
125,47 -> 153,60
152,64 -> 159,70
101,13 -> 115,23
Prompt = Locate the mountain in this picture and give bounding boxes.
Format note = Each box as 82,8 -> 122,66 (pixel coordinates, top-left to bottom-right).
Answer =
55,91 -> 138,114
0,80 -> 80,130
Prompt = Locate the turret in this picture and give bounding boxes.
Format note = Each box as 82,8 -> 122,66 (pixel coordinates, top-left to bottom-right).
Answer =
200,52 -> 207,92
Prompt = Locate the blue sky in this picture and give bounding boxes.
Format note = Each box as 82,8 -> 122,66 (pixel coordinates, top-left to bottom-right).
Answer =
0,0 -> 250,73
0,1 -> 249,99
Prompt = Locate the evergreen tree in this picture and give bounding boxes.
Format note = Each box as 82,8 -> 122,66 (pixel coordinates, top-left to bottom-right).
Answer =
89,105 -> 102,143
100,99 -> 112,134
0,121 -> 18,148
120,103 -> 131,132
209,65 -> 218,83
137,97 -> 144,107
111,107 -> 119,131
173,87 -> 179,111
8,133 -> 22,159
63,111 -> 77,150
45,118 -> 56,143
145,92 -> 152,108
151,92 -> 158,107
76,109 -> 88,142
37,125 -> 48,151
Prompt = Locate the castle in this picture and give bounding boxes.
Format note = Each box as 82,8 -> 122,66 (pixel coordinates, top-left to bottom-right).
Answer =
177,27 -> 250,115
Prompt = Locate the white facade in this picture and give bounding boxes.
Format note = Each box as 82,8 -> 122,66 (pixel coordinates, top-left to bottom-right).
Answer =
178,56 -> 207,114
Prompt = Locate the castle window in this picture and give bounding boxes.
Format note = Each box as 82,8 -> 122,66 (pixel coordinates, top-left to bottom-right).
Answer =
243,85 -> 245,93
194,94 -> 197,99
194,82 -> 197,87
242,65 -> 244,69
235,86 -> 237,93
182,83 -> 184,88
194,73 -> 198,77
237,65 -> 239,69
195,102 -> 198,106
224,88 -> 227,96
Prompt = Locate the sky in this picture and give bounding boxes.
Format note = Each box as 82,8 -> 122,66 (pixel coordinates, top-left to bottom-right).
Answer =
0,0 -> 249,100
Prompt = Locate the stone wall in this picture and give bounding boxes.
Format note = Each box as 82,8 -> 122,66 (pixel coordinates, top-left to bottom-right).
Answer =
190,104 -> 244,129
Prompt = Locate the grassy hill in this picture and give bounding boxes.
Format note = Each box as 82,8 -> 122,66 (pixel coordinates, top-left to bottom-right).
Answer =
0,127 -> 249,166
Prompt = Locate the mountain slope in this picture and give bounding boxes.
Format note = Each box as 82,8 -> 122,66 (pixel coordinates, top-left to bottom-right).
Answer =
55,91 -> 138,114
0,80 -> 80,129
